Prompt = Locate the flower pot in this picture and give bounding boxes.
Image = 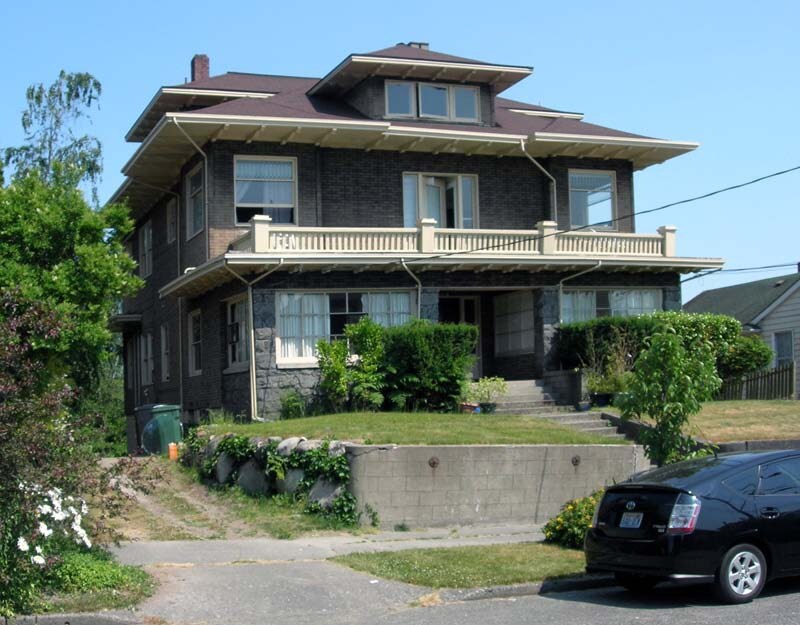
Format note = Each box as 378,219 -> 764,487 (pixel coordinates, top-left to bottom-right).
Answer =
575,400 -> 591,412
479,402 -> 497,414
460,401 -> 480,414
590,392 -> 613,408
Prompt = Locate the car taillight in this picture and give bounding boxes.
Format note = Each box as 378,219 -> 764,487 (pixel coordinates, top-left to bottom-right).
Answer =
667,499 -> 701,535
590,497 -> 603,528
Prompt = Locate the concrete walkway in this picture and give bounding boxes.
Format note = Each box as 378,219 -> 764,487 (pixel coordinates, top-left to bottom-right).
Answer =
112,522 -> 544,566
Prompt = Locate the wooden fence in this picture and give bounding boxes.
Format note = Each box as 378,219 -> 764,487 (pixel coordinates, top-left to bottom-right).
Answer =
716,362 -> 796,400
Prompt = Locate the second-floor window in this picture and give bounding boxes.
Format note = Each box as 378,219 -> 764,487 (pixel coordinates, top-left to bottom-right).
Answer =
227,297 -> 250,367
186,165 -> 204,239
235,156 -> 297,225
166,198 -> 177,243
569,170 -> 616,229
402,173 -> 477,228
160,323 -> 170,382
138,220 -> 152,278
385,81 -> 479,122
140,333 -> 153,386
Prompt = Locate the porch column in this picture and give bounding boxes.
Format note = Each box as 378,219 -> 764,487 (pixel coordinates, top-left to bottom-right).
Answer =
534,287 -> 560,375
419,288 -> 439,322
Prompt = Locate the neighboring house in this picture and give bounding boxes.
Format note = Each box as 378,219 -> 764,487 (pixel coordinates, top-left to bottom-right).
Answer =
110,42 -> 722,421
684,270 -> 800,396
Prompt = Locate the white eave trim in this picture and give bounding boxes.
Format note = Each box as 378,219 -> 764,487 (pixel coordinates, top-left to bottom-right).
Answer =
122,115 -> 170,174
167,112 -> 390,131
532,131 -> 699,151
509,108 -> 584,120
384,125 -> 525,143
751,279 -> 800,326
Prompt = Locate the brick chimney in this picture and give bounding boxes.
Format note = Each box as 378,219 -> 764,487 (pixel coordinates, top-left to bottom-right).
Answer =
191,54 -> 209,82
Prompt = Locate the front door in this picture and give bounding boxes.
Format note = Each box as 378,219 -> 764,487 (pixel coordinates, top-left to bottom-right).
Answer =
439,296 -> 482,379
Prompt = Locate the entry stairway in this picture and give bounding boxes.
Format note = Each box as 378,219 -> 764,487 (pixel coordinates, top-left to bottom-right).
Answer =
493,379 -> 626,440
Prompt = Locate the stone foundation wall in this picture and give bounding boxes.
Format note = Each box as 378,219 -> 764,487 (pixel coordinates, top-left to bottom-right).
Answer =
346,443 -> 649,528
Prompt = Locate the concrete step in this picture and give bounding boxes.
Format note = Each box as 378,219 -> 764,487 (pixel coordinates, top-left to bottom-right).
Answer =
575,425 -> 619,434
494,398 -> 556,409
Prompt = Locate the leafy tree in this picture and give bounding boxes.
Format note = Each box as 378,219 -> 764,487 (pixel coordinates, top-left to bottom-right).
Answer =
3,71 -> 103,201
0,174 -> 141,389
618,331 -> 722,466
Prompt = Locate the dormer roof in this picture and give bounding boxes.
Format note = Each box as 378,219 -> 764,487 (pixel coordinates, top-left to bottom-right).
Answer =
307,43 -> 533,98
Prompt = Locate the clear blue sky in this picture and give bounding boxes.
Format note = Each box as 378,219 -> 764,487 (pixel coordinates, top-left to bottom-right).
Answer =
1,0 -> 798,302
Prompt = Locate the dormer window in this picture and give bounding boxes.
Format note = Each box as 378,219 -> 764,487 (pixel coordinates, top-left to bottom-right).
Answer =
385,81 -> 479,122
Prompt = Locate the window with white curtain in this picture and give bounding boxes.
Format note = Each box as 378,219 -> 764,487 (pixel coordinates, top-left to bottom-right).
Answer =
402,172 -> 477,228
569,170 -> 616,229
138,220 -> 152,278
227,297 -> 250,367
276,291 -> 412,364
494,291 -> 535,356
235,157 -> 296,225
186,165 -> 204,239
139,333 -> 153,386
562,289 -> 661,323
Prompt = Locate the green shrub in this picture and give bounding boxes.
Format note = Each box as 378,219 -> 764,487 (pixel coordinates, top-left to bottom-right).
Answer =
558,311 -> 742,374
216,435 -> 254,463
718,334 -> 774,378
542,491 -> 604,549
317,339 -> 350,412
280,390 -> 307,420
383,320 -> 478,412
466,376 -> 508,404
44,550 -> 149,594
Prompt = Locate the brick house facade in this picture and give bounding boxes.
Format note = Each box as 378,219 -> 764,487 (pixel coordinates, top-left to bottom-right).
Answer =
112,44 -> 721,421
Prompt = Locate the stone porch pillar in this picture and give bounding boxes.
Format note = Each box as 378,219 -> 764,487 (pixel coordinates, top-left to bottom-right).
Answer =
534,287 -> 560,375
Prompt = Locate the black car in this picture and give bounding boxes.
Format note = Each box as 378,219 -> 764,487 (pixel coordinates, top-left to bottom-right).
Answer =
585,450 -> 800,603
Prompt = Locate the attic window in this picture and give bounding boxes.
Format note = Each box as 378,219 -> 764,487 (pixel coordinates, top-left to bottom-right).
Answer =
386,82 -> 415,117
385,81 -> 479,122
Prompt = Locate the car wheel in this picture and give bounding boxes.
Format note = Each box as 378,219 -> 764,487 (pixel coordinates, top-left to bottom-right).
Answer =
715,544 -> 767,604
614,572 -> 660,593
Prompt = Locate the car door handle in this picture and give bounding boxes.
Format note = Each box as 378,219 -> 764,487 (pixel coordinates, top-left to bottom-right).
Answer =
760,507 -> 780,519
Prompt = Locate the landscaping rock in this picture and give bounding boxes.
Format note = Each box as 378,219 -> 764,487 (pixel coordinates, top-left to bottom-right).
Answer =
295,439 -> 323,454
268,436 -> 283,444
250,437 -> 272,465
328,440 -> 348,457
202,436 -> 221,465
276,436 -> 305,457
275,468 -> 305,495
237,459 -> 271,496
308,478 -> 344,510
214,451 -> 236,485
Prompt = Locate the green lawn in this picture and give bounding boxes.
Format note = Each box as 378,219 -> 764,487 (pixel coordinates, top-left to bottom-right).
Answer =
206,411 -> 626,445
687,400 -> 800,442
331,543 -> 585,588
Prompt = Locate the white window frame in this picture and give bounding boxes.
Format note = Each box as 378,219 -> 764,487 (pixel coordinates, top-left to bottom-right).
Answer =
226,296 -> 250,370
385,81 -> 480,122
188,309 -> 202,376
139,333 -> 153,387
402,172 -> 479,228
561,288 -> 662,324
160,323 -> 170,382
275,289 -> 415,367
568,169 -> 618,231
494,291 -> 535,357
185,163 -> 204,241
773,330 -> 794,368
166,197 -> 177,244
138,220 -> 152,278
233,155 -> 298,227
384,80 -> 416,118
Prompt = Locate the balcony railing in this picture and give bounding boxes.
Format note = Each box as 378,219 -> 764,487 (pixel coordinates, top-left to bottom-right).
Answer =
229,216 -> 677,259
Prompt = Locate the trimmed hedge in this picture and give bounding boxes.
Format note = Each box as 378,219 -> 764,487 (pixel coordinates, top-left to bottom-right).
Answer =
557,312 -> 743,373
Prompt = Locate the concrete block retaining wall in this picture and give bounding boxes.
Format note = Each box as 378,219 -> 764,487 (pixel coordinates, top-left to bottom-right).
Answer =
346,444 -> 650,528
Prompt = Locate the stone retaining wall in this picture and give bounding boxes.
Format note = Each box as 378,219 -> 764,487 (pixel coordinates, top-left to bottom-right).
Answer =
346,443 -> 649,528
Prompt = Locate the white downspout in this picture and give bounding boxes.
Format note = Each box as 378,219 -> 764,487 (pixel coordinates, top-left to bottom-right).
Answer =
558,261 -> 603,324
173,119 -> 210,262
520,138 -> 558,222
401,259 -> 422,318
224,259 -> 284,421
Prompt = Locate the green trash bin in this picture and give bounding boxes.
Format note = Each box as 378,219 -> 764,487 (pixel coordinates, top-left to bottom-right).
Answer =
136,404 -> 182,455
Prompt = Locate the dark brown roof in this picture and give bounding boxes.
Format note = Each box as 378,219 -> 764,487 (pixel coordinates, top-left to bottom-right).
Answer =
174,72 -> 317,92
361,44 -> 491,66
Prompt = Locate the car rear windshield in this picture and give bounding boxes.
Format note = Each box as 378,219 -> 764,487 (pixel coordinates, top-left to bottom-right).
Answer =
631,455 -> 731,486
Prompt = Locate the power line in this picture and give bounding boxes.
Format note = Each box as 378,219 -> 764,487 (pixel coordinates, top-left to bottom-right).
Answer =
402,164 -> 800,265
681,262 -> 798,283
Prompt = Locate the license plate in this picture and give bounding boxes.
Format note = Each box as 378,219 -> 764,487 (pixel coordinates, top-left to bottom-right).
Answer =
619,512 -> 644,529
